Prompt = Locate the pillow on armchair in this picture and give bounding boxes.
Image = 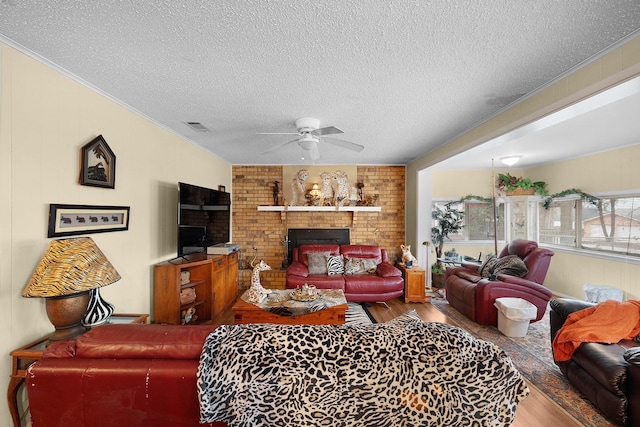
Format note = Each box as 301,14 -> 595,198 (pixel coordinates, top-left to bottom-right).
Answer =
479,255 -> 528,280
479,256 -> 499,277
489,255 -> 529,280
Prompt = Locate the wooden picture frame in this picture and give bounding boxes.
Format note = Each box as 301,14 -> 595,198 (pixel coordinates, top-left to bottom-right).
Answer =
48,204 -> 130,238
80,135 -> 116,188
218,185 -> 226,192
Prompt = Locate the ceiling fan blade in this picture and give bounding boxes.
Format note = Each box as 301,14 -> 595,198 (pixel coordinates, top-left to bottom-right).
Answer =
322,137 -> 364,152
312,126 -> 343,136
261,138 -> 298,154
256,132 -> 299,135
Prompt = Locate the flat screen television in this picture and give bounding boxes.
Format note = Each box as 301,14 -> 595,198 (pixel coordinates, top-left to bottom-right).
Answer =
178,182 -> 230,256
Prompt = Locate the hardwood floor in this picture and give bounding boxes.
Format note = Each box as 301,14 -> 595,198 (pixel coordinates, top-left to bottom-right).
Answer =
216,296 -> 584,427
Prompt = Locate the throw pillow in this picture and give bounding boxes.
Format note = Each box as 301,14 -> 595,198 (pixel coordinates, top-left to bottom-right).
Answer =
344,257 -> 365,275
326,254 -> 345,275
479,256 -> 498,278
491,255 -> 529,278
345,257 -> 378,275
307,252 -> 330,275
361,258 -> 378,273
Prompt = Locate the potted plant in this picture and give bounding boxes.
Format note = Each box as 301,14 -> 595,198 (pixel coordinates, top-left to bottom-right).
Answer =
431,203 -> 464,288
496,173 -> 548,196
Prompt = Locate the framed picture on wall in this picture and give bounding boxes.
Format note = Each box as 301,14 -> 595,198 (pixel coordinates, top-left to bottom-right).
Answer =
48,204 -> 130,237
80,135 -> 116,188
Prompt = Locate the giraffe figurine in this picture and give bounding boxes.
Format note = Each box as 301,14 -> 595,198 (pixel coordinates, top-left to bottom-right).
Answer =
244,260 -> 272,304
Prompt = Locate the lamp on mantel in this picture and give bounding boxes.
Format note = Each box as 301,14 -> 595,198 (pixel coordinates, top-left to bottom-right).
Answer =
23,237 -> 121,341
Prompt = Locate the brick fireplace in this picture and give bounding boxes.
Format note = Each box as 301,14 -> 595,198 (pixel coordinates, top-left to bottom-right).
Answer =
232,165 -> 406,289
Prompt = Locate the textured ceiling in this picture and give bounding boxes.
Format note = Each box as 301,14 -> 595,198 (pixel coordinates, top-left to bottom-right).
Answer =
1,1 -> 640,165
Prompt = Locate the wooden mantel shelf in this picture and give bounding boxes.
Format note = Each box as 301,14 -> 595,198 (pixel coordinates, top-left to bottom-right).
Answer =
257,206 -> 381,212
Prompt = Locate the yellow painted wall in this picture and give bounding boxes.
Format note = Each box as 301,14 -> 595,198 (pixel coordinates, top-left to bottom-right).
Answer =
431,168 -> 521,199
0,42 -> 231,424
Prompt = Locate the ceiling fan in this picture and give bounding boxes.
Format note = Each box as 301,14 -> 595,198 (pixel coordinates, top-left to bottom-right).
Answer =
258,117 -> 364,161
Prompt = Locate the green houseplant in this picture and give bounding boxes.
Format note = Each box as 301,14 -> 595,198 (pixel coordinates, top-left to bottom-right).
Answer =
496,173 -> 548,196
431,203 -> 464,287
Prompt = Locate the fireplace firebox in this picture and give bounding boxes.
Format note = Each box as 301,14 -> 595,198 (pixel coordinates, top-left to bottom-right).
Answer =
287,228 -> 350,264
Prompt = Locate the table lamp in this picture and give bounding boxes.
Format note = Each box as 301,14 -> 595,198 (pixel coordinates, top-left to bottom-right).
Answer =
23,237 -> 121,341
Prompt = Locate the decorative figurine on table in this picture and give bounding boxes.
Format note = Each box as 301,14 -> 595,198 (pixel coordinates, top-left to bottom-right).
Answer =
290,169 -> 309,206
281,235 -> 291,269
356,182 -> 365,205
400,244 -> 419,267
245,260 -> 272,304
273,180 -> 280,206
333,170 -> 358,206
320,172 -> 334,206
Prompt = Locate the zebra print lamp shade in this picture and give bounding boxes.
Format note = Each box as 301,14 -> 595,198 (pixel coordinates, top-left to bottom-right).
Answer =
23,237 -> 121,340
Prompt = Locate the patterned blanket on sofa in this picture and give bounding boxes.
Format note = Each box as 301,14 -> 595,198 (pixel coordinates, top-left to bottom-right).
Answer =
197,312 -> 529,426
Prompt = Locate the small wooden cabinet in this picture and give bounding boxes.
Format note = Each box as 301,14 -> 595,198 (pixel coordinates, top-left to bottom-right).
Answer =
399,266 -> 427,303
153,253 -> 238,325
225,251 -> 239,308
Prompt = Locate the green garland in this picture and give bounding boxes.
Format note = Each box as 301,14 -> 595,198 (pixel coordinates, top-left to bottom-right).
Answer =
543,188 -> 600,210
447,194 -> 493,206
446,191 -> 599,211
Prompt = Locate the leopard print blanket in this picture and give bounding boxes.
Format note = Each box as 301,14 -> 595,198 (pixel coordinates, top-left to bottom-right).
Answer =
197,312 -> 529,426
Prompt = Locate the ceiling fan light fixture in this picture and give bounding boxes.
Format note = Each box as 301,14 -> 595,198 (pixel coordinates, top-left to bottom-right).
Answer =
500,156 -> 521,166
298,134 -> 318,151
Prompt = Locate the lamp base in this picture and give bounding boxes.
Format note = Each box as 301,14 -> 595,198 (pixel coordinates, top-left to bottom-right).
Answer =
45,292 -> 90,341
50,323 -> 88,341
83,287 -> 115,327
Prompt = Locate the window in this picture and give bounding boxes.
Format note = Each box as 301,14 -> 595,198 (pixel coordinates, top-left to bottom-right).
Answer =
538,195 -> 640,257
432,199 -> 505,242
582,196 -> 640,255
539,199 -> 576,246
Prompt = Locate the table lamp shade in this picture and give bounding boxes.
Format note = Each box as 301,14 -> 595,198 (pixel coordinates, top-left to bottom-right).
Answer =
23,237 -> 121,298
23,237 -> 120,340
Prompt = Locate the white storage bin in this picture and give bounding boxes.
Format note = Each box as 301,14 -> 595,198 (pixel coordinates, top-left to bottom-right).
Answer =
583,284 -> 623,303
494,297 -> 537,338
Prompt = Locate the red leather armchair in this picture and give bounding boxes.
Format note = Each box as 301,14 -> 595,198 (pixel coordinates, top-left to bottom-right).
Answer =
445,239 -> 554,325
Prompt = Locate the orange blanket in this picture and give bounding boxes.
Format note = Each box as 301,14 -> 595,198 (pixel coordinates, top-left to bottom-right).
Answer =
552,300 -> 640,362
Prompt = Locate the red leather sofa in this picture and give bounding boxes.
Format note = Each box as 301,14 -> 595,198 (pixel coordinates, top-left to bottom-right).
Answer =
26,323 -> 225,427
445,239 -> 554,325
286,244 -> 404,303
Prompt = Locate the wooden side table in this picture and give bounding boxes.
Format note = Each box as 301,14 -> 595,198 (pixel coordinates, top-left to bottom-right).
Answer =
7,313 -> 148,427
399,266 -> 428,303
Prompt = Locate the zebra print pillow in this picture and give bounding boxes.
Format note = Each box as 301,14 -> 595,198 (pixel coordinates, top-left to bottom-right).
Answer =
326,254 -> 345,275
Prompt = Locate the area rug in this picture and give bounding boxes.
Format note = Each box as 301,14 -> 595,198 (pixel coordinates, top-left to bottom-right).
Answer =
431,297 -> 615,427
345,303 -> 375,325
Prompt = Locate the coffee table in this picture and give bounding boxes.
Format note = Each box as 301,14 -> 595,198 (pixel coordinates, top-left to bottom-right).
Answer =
233,289 -> 348,325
